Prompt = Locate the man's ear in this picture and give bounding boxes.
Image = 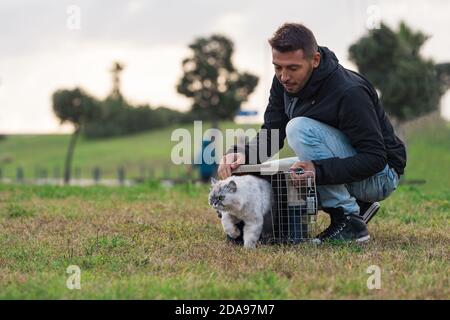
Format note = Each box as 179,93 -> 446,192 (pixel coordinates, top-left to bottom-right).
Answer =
226,180 -> 237,193
210,177 -> 218,186
312,51 -> 321,68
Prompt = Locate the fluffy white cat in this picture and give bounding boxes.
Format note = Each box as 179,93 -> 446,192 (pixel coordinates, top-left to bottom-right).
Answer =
209,175 -> 273,248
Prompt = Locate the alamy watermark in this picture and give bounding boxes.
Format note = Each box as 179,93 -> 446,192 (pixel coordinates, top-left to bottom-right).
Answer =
170,121 -> 282,173
66,5 -> 81,30
66,265 -> 81,290
366,5 -> 381,30
366,265 -> 381,290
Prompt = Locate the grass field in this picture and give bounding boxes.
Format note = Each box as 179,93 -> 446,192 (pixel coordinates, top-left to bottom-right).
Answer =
0,120 -> 449,299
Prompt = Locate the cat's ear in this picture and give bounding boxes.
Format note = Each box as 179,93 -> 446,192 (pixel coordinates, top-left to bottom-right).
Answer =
226,180 -> 237,193
210,177 -> 218,186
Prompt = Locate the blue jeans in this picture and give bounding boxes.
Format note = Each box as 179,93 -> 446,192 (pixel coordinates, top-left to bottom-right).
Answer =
286,117 -> 399,215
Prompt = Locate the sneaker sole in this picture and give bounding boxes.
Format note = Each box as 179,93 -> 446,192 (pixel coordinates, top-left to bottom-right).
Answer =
362,202 -> 381,224
312,234 -> 370,245
355,235 -> 370,243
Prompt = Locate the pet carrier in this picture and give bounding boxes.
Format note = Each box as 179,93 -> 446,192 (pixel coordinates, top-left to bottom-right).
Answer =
233,157 -> 319,244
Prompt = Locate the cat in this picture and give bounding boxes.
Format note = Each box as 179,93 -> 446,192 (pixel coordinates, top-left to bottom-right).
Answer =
209,175 -> 273,248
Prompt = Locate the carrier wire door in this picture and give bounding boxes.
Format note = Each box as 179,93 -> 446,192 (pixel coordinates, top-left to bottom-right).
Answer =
232,157 -> 318,244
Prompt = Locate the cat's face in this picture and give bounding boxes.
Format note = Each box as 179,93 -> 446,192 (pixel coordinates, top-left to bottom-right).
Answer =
208,177 -> 238,211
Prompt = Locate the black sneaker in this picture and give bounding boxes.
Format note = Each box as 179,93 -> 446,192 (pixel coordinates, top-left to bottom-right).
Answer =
357,200 -> 381,224
314,213 -> 370,244
315,207 -> 341,239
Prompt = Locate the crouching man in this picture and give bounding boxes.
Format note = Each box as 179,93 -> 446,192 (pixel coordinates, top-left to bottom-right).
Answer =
218,23 -> 406,244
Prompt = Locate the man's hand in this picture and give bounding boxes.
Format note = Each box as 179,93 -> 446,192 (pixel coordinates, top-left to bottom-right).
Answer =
289,160 -> 316,181
218,153 -> 245,179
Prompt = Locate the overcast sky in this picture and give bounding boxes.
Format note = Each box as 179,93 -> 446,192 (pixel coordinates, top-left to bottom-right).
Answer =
1,0 -> 450,133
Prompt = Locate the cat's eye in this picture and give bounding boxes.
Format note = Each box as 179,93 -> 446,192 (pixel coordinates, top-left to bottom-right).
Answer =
218,195 -> 225,201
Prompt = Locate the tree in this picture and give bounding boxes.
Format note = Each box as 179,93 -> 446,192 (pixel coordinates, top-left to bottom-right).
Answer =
52,88 -> 99,184
82,61 -> 188,139
110,61 -> 125,100
436,62 -> 450,93
177,34 -> 259,127
82,97 -> 187,139
349,22 -> 449,123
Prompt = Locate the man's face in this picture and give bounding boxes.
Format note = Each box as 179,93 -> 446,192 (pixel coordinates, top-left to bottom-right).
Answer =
272,49 -> 320,93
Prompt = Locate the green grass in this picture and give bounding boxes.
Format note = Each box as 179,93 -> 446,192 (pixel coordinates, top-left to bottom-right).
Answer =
0,120 -> 449,299
0,182 -> 448,299
4,203 -> 35,218
402,119 -> 450,192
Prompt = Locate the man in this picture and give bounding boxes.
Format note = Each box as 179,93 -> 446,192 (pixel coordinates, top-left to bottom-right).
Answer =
218,23 -> 406,243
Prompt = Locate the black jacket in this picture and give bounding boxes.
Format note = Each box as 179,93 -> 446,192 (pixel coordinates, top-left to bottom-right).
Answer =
231,46 -> 407,185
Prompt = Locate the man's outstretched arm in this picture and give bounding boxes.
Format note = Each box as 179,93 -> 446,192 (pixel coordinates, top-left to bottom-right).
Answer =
218,76 -> 289,179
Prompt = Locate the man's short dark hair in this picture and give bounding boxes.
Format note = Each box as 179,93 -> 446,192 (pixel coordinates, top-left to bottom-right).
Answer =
269,23 -> 318,58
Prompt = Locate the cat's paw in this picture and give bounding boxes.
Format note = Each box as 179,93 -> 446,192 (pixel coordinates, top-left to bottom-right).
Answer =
244,241 -> 257,249
227,228 -> 241,239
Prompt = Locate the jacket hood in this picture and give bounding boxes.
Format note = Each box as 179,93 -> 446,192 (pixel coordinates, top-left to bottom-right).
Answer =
287,46 -> 339,99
